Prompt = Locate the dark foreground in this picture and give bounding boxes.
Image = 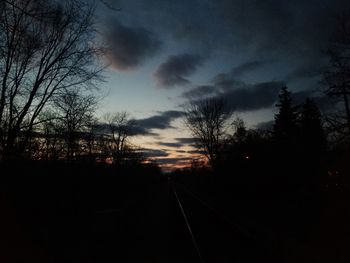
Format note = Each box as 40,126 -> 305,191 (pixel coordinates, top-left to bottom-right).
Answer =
0,163 -> 349,262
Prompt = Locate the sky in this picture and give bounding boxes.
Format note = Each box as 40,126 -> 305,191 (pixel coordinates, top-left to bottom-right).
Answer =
93,0 -> 350,170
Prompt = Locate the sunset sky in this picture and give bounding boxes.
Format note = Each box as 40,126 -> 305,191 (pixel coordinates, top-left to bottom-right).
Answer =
93,0 -> 350,170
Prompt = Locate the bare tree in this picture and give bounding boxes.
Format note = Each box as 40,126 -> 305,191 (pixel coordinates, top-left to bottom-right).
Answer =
231,117 -> 248,144
103,112 -> 135,167
184,97 -> 233,170
0,0 -> 103,160
54,88 -> 97,161
39,111 -> 64,161
323,14 -> 350,138
84,118 -> 100,163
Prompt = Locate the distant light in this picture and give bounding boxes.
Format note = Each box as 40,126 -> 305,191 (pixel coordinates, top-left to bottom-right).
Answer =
245,155 -> 250,160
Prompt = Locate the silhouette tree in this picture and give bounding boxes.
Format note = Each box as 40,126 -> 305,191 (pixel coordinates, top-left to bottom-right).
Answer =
323,14 -> 350,137
54,88 -> 97,161
0,0 -> 103,160
272,86 -> 302,186
221,118 -> 273,180
223,117 -> 249,164
84,119 -> 100,163
184,97 -> 232,170
298,98 -> 327,189
273,86 -> 299,146
300,98 -> 327,155
39,111 -> 64,161
232,117 -> 247,145
103,112 -> 136,167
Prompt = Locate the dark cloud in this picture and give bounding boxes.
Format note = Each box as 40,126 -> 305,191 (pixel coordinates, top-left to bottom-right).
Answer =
154,54 -> 204,87
231,61 -> 268,78
111,1 -> 221,52
156,138 -> 201,149
286,66 -> 325,83
134,110 -> 184,131
179,59 -> 332,113
184,64 -> 284,111
183,69 -> 287,112
156,142 -> 184,148
130,126 -> 159,137
187,150 -> 206,155
212,73 -> 247,92
141,148 -> 169,158
181,85 -> 216,99
103,18 -> 161,71
209,61 -> 271,92
154,157 -> 193,165
212,75 -> 331,113
217,81 -> 284,112
291,89 -> 317,104
291,90 -> 334,112
218,1 -> 342,56
175,137 -> 197,145
115,1 -> 349,54
90,123 -> 158,137
113,0 -> 350,87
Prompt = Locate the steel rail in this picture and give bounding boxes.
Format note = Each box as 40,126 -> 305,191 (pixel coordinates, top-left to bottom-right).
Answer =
172,183 -> 205,263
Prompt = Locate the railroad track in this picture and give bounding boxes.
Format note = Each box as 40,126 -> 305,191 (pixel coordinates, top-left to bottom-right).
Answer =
169,179 -> 279,263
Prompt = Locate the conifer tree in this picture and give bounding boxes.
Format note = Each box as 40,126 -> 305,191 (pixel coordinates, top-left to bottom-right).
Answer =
300,98 -> 327,156
273,86 -> 299,145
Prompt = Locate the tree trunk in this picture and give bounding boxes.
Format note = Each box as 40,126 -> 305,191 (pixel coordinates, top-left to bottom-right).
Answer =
343,92 -> 350,134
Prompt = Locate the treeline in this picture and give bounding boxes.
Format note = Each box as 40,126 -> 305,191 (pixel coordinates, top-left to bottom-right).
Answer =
0,0 -> 160,172
0,86 -> 154,169
179,85 -> 349,194
221,87 -> 329,191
